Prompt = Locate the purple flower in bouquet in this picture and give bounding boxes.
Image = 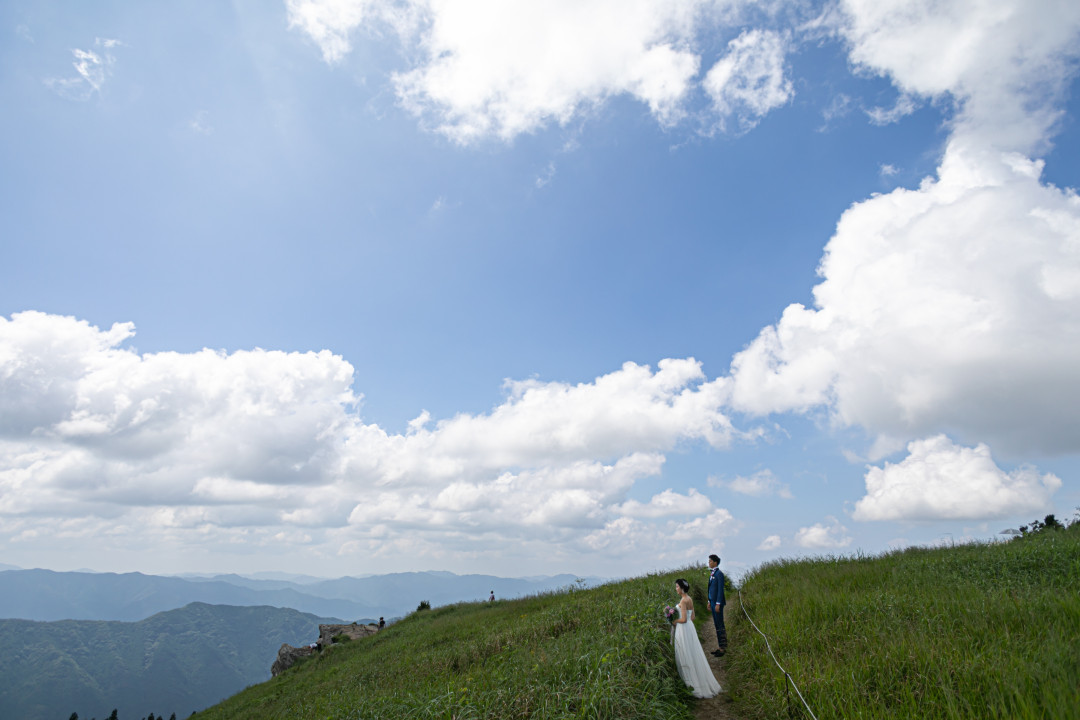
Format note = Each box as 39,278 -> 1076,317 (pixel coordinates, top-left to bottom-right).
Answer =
663,605 -> 678,624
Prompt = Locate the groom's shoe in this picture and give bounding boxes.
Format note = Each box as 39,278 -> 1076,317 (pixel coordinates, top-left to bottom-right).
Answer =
711,649 -> 725,657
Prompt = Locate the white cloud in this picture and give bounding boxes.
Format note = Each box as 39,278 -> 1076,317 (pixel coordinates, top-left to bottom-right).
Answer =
285,0 -> 386,64
616,488 -> 714,518
717,469 -> 792,498
535,161 -> 556,189
878,163 -> 898,177
840,0 -> 1080,152
853,435 -> 1061,522
189,110 -> 213,135
866,93 -> 918,125
703,28 -> 792,131
0,311 -> 738,572
390,0 -> 705,143
819,92 -> 852,126
45,38 -> 121,100
757,534 -> 781,550
729,143 -> 1080,455
794,516 -> 852,549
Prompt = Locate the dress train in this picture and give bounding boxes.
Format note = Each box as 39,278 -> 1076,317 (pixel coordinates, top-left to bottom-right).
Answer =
673,608 -> 722,698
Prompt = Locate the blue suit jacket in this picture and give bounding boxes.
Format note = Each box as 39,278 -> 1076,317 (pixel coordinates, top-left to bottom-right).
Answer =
708,567 -> 726,608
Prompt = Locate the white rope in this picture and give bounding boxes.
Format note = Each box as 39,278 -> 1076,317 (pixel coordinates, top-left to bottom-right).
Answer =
737,587 -> 818,720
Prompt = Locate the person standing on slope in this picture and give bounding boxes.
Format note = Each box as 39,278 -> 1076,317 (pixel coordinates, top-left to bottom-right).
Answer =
707,554 -> 727,657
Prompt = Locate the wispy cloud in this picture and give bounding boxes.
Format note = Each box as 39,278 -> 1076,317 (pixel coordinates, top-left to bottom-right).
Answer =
189,110 -> 213,135
45,38 -> 122,101
703,28 -> 793,133
711,469 -> 792,498
822,93 -> 852,122
866,93 -> 918,125
535,161 -> 556,189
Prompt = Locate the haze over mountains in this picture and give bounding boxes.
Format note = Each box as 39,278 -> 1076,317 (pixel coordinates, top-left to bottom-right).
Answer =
0,567 -> 600,622
0,602 -> 333,720
0,566 -> 602,719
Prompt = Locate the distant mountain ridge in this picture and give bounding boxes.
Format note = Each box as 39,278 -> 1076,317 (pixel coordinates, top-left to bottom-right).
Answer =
0,602 -> 335,720
0,568 -> 380,623
0,568 -> 601,623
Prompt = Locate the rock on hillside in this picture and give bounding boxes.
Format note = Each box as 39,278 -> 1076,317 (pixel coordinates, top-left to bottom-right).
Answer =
272,622 -> 380,676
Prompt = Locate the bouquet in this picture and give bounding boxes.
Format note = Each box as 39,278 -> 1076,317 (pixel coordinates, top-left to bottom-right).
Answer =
663,605 -> 679,624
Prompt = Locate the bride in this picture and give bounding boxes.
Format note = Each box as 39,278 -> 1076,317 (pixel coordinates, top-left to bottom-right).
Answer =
672,578 -> 723,698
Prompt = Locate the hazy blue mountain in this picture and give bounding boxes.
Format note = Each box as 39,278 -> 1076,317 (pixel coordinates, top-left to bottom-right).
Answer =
304,571 -> 591,607
239,570 -> 336,584
0,562 -> 20,571
0,568 -> 602,623
0,602 -> 338,720
180,572 -> 320,593
0,569 -> 380,622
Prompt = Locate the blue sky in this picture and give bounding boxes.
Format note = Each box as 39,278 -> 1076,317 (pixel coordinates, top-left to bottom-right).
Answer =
2,0 -> 1079,580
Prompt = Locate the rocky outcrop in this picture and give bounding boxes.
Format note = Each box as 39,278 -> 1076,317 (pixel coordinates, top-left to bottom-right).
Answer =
318,622 -> 378,646
271,643 -> 318,676
272,622 -> 380,676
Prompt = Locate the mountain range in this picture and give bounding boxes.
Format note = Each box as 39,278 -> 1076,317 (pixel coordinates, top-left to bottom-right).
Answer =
0,566 -> 600,718
0,567 -> 597,623
0,602 -> 334,720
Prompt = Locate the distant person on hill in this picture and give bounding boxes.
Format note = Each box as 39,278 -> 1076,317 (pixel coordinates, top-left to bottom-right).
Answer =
708,554 -> 727,656
671,578 -> 722,697
378,617 -> 385,630
489,590 -> 495,602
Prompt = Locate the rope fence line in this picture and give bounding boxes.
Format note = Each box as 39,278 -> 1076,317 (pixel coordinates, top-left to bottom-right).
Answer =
737,587 -> 818,720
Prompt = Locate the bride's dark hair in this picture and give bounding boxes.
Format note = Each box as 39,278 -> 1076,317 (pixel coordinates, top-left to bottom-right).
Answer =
675,579 -> 690,593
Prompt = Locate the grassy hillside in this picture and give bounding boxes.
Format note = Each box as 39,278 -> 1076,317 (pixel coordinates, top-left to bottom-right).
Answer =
0,602 -> 336,720
726,521 -> 1080,719
194,570 -> 704,720
192,523 -> 1077,720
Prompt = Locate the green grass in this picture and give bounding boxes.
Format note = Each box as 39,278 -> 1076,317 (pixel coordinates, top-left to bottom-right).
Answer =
725,523 -> 1080,719
193,570 -> 707,720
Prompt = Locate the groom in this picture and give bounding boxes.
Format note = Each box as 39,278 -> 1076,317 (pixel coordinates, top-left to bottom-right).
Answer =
707,554 -> 727,657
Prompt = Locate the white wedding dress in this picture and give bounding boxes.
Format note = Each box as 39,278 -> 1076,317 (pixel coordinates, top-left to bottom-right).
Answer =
673,608 -> 722,698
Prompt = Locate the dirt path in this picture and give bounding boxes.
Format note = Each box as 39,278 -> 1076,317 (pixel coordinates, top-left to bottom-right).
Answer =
694,606 -> 736,719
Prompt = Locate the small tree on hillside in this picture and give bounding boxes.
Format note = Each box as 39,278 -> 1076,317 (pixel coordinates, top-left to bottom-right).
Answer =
1017,513 -> 1072,537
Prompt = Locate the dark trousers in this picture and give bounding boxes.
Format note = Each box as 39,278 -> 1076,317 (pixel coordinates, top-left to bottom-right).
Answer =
711,604 -> 727,649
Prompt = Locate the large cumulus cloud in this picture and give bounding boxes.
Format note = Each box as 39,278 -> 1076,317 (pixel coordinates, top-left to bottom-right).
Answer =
853,435 -> 1061,522
0,311 -> 734,572
729,147 -> 1080,455
725,0 -> 1080,522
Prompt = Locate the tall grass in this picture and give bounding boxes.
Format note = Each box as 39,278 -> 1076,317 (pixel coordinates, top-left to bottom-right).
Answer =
725,525 -> 1080,719
194,569 -> 710,720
